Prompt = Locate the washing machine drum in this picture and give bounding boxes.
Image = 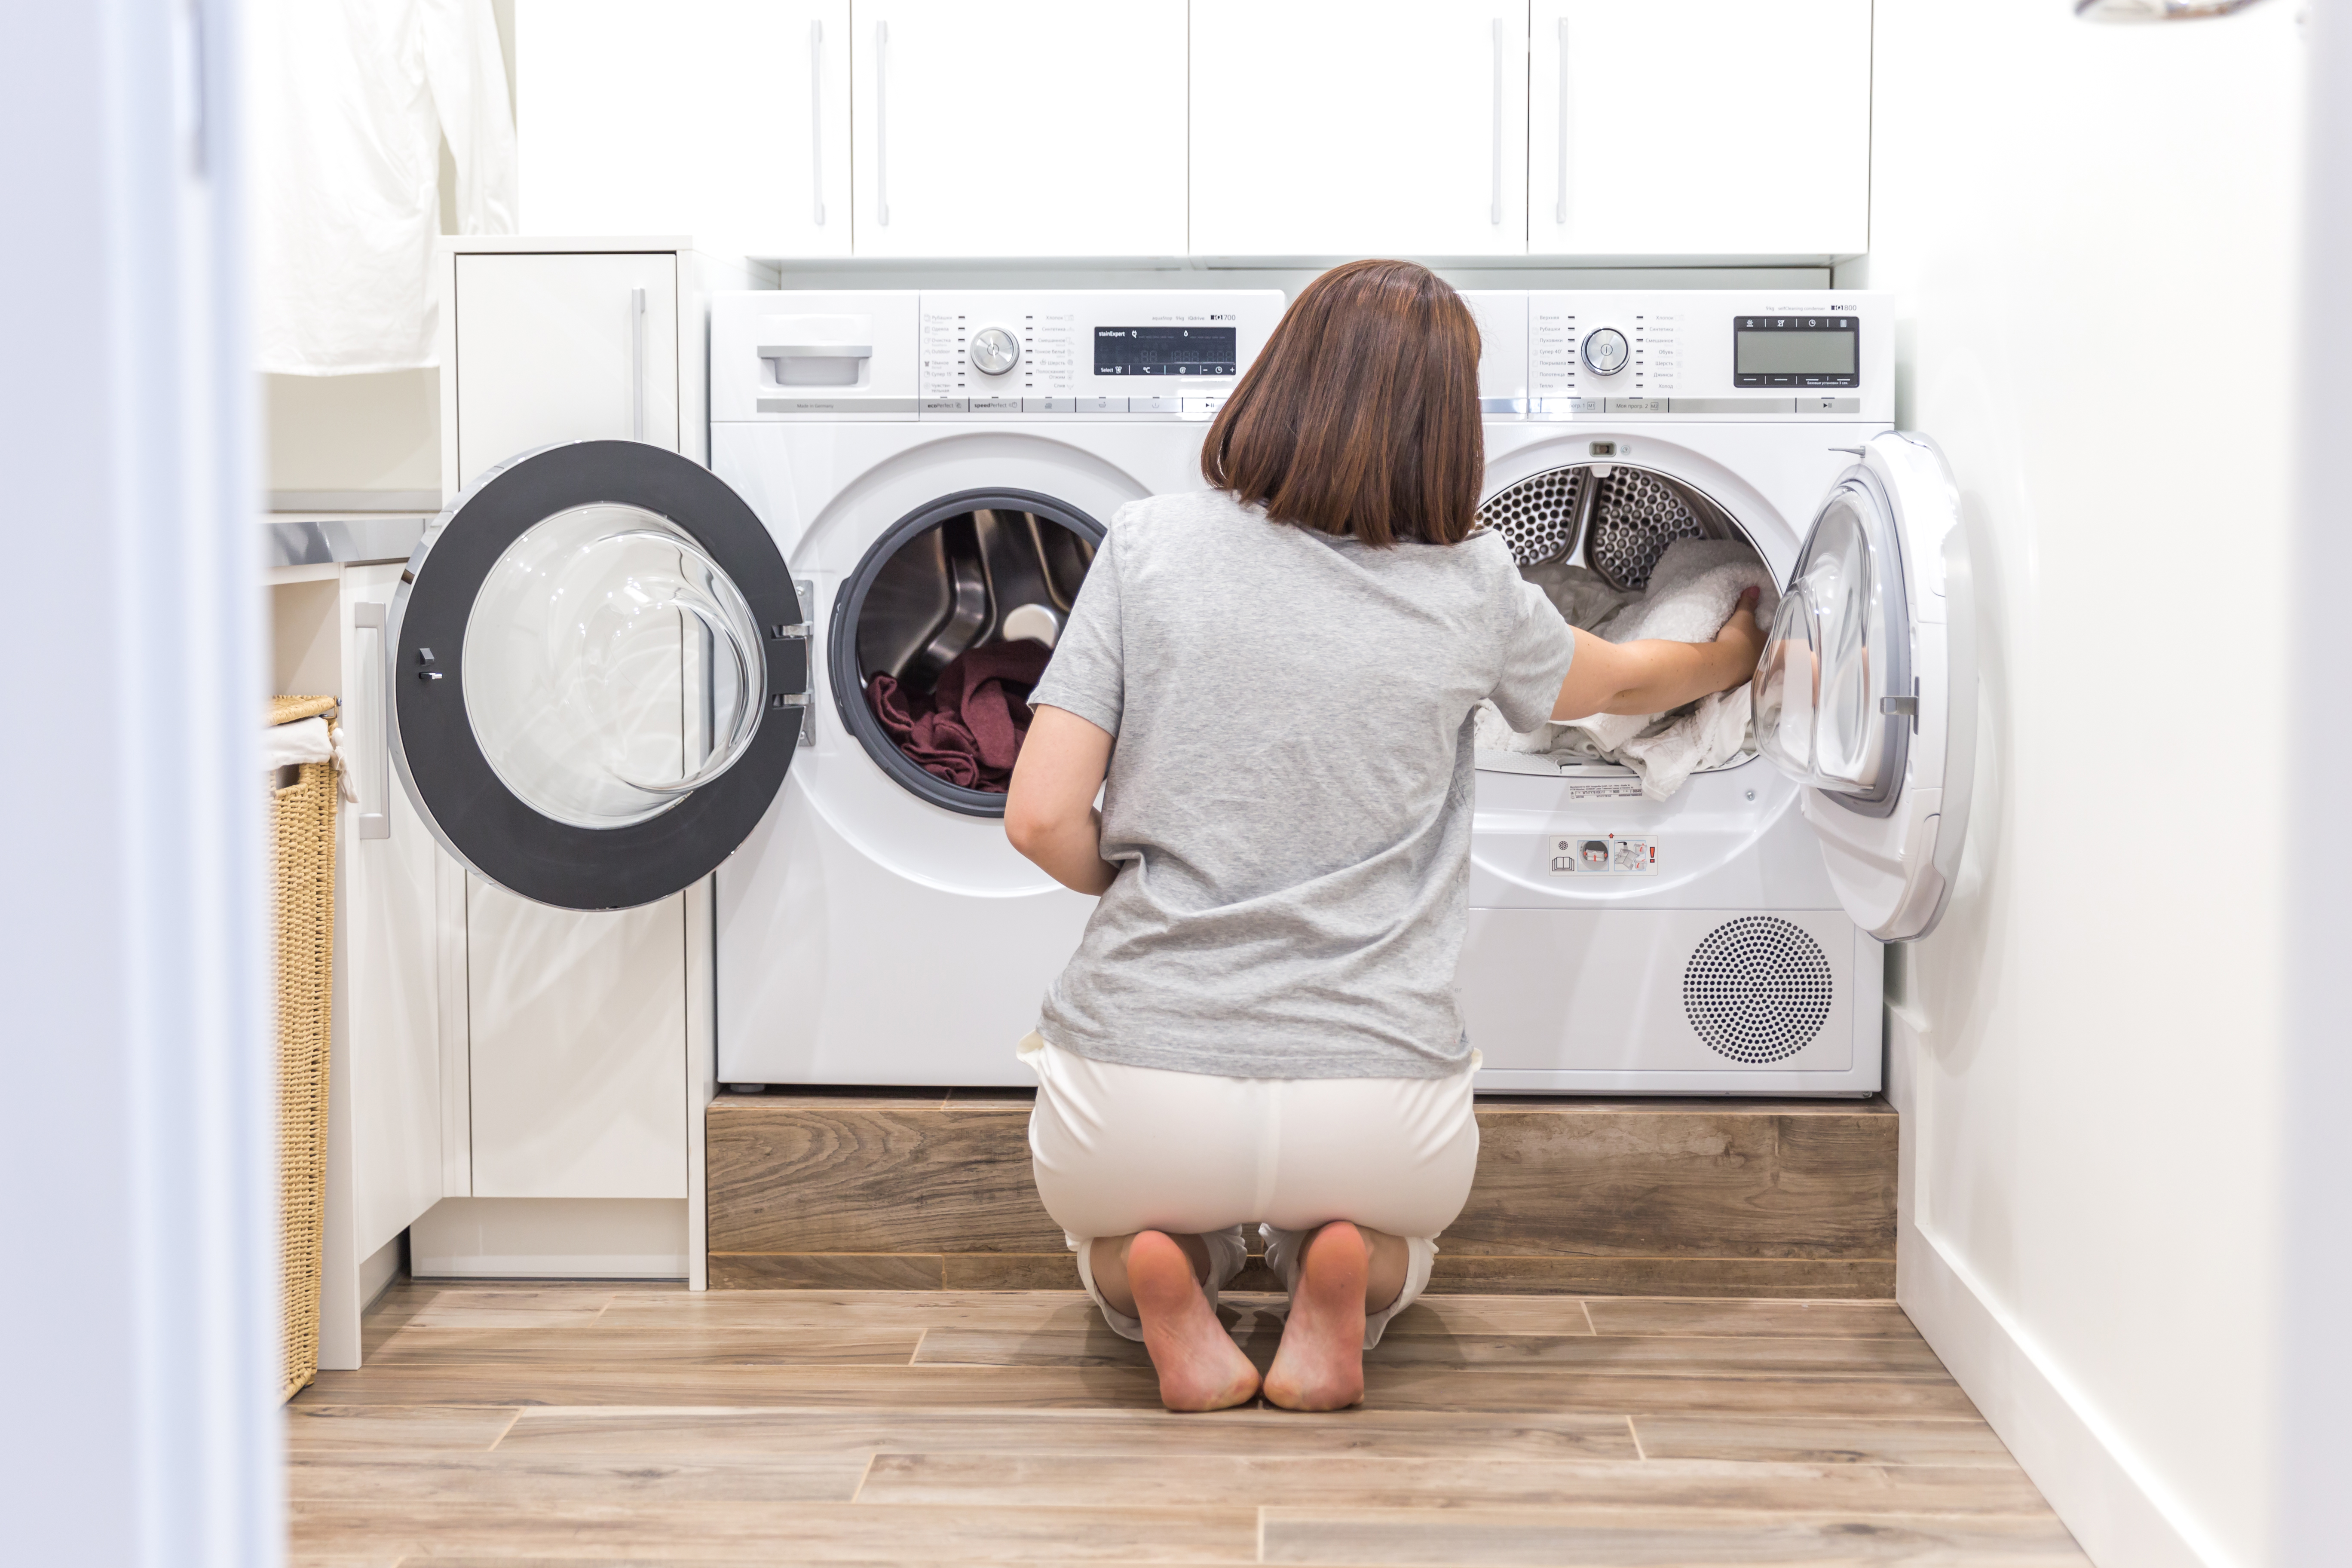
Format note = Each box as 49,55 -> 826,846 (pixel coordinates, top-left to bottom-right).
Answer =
830,488 -> 1103,818
1479,462 -> 1736,590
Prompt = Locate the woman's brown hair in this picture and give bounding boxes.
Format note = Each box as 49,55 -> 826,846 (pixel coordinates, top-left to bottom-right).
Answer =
1202,259 -> 1483,548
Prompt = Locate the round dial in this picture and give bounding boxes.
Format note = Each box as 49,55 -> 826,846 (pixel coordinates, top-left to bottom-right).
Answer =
1580,327 -> 1630,377
970,326 -> 1020,377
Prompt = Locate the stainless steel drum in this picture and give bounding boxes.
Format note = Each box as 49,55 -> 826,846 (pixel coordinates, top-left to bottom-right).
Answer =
1479,463 -> 1736,591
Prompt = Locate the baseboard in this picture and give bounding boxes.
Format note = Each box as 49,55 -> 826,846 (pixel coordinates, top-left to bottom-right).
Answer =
1899,1218 -> 2222,1568
410,1197 -> 689,1280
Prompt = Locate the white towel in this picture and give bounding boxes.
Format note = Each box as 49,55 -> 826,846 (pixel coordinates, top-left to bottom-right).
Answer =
266,716 -> 361,802
1478,539 -> 1780,801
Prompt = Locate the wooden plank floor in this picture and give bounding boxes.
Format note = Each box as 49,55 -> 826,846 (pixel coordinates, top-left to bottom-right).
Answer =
288,1279 -> 2086,1566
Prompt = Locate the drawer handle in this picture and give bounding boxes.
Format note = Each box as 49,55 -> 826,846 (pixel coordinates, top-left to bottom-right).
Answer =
352,600 -> 390,840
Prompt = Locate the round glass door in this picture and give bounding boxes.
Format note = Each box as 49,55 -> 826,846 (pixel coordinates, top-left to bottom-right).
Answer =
464,505 -> 765,829
1753,471 -> 1911,816
389,441 -> 803,911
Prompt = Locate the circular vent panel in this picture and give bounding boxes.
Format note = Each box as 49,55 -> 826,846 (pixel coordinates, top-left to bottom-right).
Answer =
1681,916 -> 1835,1064
1479,468 -> 1586,567
1588,469 -> 1711,591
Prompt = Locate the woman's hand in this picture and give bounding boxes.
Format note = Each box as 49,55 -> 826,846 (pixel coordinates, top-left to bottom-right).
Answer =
1551,586 -> 1768,722
1005,705 -> 1121,896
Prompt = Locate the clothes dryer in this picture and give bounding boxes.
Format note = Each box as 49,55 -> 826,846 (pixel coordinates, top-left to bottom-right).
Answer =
1456,290 -> 1974,1094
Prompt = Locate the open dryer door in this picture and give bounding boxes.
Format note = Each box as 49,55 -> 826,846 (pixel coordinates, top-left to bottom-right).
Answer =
387,440 -> 808,911
1753,432 -> 1977,942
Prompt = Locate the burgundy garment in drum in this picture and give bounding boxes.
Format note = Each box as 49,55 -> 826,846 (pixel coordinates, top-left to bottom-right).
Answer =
867,639 -> 1053,793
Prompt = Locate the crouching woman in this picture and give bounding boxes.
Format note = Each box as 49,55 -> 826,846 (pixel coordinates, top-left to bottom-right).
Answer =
1003,259 -> 1764,1412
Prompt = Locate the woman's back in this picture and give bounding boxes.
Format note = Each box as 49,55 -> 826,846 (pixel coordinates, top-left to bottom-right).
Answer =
1029,487 -> 1571,1081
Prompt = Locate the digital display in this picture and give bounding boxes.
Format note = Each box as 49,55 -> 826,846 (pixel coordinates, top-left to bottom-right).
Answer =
1095,326 -> 1238,377
1733,315 -> 1859,387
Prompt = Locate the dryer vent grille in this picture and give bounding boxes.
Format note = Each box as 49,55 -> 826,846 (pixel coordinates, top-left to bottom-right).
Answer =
1681,916 -> 1835,1064
1478,468 -> 1586,567
1588,469 -> 1711,591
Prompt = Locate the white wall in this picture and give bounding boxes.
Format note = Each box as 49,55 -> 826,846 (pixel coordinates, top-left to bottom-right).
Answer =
1861,4 -> 2303,1566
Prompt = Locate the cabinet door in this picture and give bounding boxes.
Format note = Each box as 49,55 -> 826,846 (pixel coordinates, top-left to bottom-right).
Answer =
342,565 -> 450,1250
515,0 -> 851,259
849,1 -> 1187,257
465,877 -> 689,1199
453,251 -> 680,491
1531,0 -> 1870,258
1191,2 -> 1528,258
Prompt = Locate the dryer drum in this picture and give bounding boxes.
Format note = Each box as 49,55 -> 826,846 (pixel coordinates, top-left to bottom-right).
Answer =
830,489 -> 1104,818
1478,463 -> 1736,591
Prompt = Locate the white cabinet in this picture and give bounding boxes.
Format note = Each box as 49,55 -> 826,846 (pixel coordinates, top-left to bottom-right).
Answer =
466,879 -> 690,1200
450,251 -> 681,490
848,1 -> 1188,258
516,0 -> 851,259
1191,2 -> 1529,258
1530,0 -> 1872,258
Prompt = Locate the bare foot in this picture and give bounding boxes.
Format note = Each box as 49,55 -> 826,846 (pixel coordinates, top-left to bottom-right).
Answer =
1127,1230 -> 1260,1412
1265,1221 -> 1368,1411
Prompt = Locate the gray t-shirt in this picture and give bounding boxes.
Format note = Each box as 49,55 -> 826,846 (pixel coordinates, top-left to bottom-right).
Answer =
1027,488 -> 1576,1081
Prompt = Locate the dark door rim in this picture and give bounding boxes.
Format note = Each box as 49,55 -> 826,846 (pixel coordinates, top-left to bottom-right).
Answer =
828,487 -> 1105,819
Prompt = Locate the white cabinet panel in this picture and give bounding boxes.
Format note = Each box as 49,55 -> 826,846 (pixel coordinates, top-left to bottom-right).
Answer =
1191,2 -> 1528,258
341,565 -> 448,1256
452,251 -> 679,490
1531,0 -> 1871,258
850,1 -> 1187,258
465,879 -> 689,1200
516,0 -> 851,258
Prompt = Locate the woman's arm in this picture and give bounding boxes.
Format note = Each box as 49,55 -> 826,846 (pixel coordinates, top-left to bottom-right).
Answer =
1553,586 -> 1767,722
1004,705 -> 1120,896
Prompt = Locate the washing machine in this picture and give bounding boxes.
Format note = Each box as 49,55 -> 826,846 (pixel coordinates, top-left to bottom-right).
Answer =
701,289 -> 1286,1086
1454,289 -> 1974,1095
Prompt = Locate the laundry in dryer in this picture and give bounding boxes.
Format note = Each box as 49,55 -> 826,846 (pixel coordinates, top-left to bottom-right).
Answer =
868,639 -> 1051,793
1476,538 -> 1779,799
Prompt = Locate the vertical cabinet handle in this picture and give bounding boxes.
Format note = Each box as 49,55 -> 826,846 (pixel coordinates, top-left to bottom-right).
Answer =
1555,16 -> 1571,227
629,285 -> 646,441
1489,18 -> 1505,226
809,19 -> 826,227
352,600 -> 390,841
874,20 -> 890,227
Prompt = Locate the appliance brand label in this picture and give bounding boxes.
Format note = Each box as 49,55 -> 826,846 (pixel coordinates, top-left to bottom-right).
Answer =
1564,777 -> 1645,799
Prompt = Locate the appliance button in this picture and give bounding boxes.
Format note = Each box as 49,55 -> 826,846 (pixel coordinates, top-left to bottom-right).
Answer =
1128,395 -> 1182,414
969,396 -> 1022,413
919,397 -> 971,414
970,325 -> 1020,376
1023,397 -> 1077,413
1180,396 -> 1225,418
1603,398 -> 1668,414
1072,396 -> 1128,413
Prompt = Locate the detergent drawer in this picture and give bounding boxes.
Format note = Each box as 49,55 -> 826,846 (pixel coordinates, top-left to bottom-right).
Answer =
1460,907 -> 1880,1094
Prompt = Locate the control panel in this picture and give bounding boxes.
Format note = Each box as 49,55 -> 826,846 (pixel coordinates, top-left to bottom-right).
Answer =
1464,290 -> 1893,423
711,290 -> 1284,422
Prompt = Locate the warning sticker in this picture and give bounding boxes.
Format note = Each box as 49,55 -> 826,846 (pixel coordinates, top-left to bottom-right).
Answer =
1547,834 -> 1659,876
1565,776 -> 1646,800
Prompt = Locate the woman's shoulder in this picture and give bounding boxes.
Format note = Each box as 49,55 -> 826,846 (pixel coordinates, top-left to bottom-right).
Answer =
1111,488 -> 1256,530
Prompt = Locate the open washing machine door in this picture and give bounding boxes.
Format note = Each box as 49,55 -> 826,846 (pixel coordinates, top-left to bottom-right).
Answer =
1753,432 -> 1977,942
386,440 -> 807,911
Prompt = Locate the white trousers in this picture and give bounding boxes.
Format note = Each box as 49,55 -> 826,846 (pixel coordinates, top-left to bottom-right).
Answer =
1020,1033 -> 1480,1349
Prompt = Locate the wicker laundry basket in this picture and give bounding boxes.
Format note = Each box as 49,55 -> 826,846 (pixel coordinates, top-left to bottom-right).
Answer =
270,694 -> 339,1401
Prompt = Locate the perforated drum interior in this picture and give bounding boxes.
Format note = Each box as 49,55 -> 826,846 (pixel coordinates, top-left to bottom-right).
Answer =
1479,464 -> 1735,590
1477,468 -> 1586,567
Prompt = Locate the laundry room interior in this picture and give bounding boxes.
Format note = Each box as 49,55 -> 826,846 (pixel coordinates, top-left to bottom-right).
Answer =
22,1 -> 2342,1566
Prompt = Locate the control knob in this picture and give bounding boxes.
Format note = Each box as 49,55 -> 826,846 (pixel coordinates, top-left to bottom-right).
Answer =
970,325 -> 1020,377
1580,327 -> 1630,377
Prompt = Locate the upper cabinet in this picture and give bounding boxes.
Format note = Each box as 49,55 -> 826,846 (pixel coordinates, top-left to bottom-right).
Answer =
511,1 -> 1872,262
1530,0 -> 1871,258
1191,2 -> 1531,258
516,0 -> 852,258
849,1 -> 1188,258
